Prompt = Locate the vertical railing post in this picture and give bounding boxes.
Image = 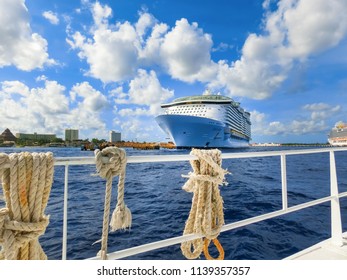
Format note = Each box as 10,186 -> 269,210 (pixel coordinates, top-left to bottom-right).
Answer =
281,154 -> 288,210
62,163 -> 69,260
329,151 -> 343,246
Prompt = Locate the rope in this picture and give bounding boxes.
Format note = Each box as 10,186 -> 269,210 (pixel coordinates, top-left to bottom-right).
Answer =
0,152 -> 54,260
180,149 -> 229,260
94,147 -> 131,260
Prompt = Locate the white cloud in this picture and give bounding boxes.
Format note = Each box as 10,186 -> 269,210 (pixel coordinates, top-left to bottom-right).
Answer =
284,0 -> 347,59
118,108 -> 151,117
67,3 -> 217,84
0,0 -> 55,71
211,0 -> 347,99
0,80 -> 68,134
303,103 -> 341,121
67,2 -> 139,83
115,69 -> 173,116
68,24 -> 139,83
117,118 -> 159,141
1,80 -> 30,97
212,42 -> 233,52
70,81 -> 108,112
135,11 -> 156,39
67,0 -> 347,103
128,69 -> 173,106
92,1 -> 112,28
0,80 -> 108,138
138,22 -> 168,66
160,18 -> 217,83
42,11 -> 59,25
303,103 -> 337,111
251,102 -> 340,136
26,80 -> 69,115
111,69 -> 174,141
250,110 -> 286,136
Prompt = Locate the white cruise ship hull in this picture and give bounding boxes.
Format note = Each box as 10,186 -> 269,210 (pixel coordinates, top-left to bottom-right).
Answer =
328,139 -> 347,146
155,114 -> 249,148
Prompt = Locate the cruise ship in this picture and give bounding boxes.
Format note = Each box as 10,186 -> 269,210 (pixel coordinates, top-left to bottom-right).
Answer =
328,122 -> 347,146
155,94 -> 251,148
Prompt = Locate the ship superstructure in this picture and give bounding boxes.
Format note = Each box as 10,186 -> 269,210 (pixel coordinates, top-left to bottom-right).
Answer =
328,122 -> 347,146
155,94 -> 251,148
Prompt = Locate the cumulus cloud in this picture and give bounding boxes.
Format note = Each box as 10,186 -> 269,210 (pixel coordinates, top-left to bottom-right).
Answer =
117,118 -> 156,141
0,80 -> 108,138
0,0 -> 55,70
67,0 -> 347,100
0,80 -> 68,134
67,2 -> 139,83
67,2 -> 217,84
111,68 -> 174,140
42,11 -> 59,25
1,80 -> 30,97
303,103 -> 341,121
251,102 -> 341,136
128,69 -> 173,106
160,18 -> 217,83
210,0 -> 347,99
138,21 -> 168,66
68,25 -> 138,83
92,1 -> 112,27
115,69 -> 174,116
70,81 -> 109,111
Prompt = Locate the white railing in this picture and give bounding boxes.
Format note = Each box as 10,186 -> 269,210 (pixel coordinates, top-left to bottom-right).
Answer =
50,147 -> 347,260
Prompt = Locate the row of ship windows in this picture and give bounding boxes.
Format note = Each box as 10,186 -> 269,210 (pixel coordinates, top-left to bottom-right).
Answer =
166,112 -> 207,117
172,104 -> 207,109
168,109 -> 207,113
228,123 -> 251,131
227,111 -> 250,121
227,116 -> 251,125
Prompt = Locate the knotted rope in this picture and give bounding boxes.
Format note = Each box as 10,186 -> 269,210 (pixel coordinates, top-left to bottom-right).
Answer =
181,149 -> 229,260
94,147 -> 131,260
0,152 -> 54,260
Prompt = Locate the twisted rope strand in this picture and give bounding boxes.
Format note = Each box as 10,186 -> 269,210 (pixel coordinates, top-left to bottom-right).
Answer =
94,147 -> 131,260
0,152 -> 54,260
181,149 -> 229,260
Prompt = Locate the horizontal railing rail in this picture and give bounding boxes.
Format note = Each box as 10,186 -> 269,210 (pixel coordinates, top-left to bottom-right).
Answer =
53,146 -> 347,165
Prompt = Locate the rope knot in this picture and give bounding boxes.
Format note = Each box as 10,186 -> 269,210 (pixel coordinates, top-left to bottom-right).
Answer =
95,147 -> 126,179
181,149 -> 229,260
94,147 -> 131,260
182,149 -> 229,192
0,211 -> 50,259
0,151 -> 54,260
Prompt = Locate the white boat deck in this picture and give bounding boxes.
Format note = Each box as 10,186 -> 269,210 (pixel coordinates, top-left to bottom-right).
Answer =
286,232 -> 347,260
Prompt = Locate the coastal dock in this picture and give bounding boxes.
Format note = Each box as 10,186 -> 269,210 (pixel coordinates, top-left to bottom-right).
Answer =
81,141 -> 176,151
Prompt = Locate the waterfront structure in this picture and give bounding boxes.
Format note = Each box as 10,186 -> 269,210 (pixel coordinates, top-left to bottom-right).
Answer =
109,130 -> 121,142
155,94 -> 251,148
328,122 -> 347,146
0,128 -> 17,142
65,129 -> 79,142
16,132 -> 56,141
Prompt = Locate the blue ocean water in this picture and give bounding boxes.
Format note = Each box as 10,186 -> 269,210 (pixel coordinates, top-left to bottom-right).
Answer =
0,146 -> 347,260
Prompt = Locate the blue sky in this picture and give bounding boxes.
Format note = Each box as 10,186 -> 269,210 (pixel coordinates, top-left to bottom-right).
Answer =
1,0 -> 347,143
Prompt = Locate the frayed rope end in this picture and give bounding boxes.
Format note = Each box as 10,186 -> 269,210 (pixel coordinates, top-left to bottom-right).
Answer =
110,205 -> 132,232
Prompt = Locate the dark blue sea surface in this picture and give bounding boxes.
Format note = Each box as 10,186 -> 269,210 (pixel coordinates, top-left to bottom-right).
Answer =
0,146 -> 346,260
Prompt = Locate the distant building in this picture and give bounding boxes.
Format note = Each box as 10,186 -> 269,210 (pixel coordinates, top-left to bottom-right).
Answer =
16,132 -> 56,141
0,128 -> 17,142
65,129 -> 79,142
109,130 -> 121,142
